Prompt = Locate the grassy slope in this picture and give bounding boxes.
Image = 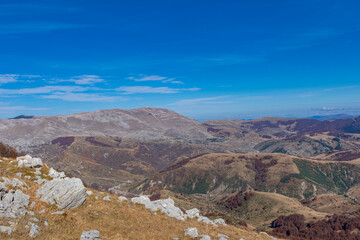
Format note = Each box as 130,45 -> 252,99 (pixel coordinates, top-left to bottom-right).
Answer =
0,157 -> 274,240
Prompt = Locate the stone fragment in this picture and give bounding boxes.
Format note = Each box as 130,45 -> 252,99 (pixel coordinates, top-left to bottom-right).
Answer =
80,229 -> 101,240
186,208 -> 200,219
29,223 -> 40,238
184,227 -> 198,238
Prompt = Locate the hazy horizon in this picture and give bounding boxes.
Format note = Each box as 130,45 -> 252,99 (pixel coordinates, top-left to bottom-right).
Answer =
1,1 -> 359,120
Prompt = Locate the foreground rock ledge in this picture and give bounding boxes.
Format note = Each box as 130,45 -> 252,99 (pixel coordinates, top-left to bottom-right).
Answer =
36,178 -> 87,209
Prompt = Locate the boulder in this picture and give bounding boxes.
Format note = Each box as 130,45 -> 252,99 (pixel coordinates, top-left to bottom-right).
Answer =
199,235 -> 211,240
186,208 -> 200,219
16,155 -> 43,168
36,178 -> 86,209
118,196 -> 127,201
80,229 -> 101,240
0,188 -> 30,218
214,218 -> 227,226
184,227 -> 198,238
48,168 -> 66,179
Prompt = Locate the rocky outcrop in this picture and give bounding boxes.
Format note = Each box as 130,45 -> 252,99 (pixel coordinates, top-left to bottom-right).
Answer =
36,178 -> 86,209
186,208 -> 200,219
16,155 -> 43,168
80,230 -> 101,240
131,196 -> 187,221
48,168 -> 66,179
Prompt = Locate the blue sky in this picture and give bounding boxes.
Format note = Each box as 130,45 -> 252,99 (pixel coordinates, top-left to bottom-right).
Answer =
0,0 -> 359,121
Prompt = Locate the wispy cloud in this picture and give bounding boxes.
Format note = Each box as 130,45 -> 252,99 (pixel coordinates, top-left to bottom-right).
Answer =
170,96 -> 231,106
42,92 -> 119,102
0,22 -> 87,35
0,74 -> 18,84
60,75 -> 104,85
0,86 -> 88,95
0,74 -> 41,84
128,75 -> 183,84
117,86 -> 200,94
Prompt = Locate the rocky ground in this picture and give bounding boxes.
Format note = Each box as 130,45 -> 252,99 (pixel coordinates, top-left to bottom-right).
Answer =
0,153 -> 276,240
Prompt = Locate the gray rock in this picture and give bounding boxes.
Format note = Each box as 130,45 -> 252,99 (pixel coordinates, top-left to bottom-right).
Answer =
17,155 -> 43,168
38,209 -> 45,214
80,229 -> 101,240
214,218 -> 226,226
51,210 -> 65,215
1,177 -> 27,189
186,208 -> 200,219
0,226 -> 15,235
29,223 -> 40,238
86,191 -> 93,196
198,216 -> 217,226
118,196 -> 127,201
30,202 -> 36,208
184,227 -> 198,238
16,173 -> 22,178
199,235 -> 211,240
44,221 -> 49,227
48,168 -> 66,179
0,189 -> 30,218
103,196 -> 110,201
36,177 -> 86,209
131,196 -> 186,221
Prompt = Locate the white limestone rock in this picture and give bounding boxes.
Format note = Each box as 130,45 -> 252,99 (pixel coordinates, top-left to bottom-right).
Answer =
0,226 -> 15,235
80,229 -> 101,240
118,196 -> 127,201
29,223 -> 40,238
48,168 -> 66,179
103,196 -> 110,201
199,235 -> 211,240
17,155 -> 43,168
86,191 -> 93,196
198,216 -> 217,226
184,227 -> 198,238
131,196 -> 187,221
0,188 -> 30,218
36,178 -> 86,209
186,208 -> 200,219
214,218 -> 227,226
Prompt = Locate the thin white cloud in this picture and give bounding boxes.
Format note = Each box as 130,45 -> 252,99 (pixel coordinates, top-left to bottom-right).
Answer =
42,92 -> 119,102
0,74 -> 18,84
170,96 -> 229,106
117,86 -> 200,94
62,75 -> 104,85
0,86 -> 88,95
128,75 -> 183,84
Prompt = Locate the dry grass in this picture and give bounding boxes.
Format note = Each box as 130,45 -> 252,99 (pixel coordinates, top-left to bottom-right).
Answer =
0,157 -> 275,240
